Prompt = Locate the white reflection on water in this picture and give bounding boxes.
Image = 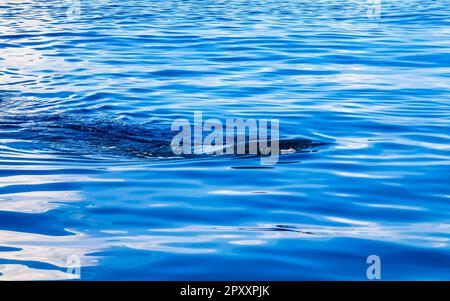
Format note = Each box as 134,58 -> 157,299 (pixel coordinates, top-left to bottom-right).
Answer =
0,221 -> 449,280
0,174 -> 123,189
0,174 -> 123,214
0,191 -> 82,213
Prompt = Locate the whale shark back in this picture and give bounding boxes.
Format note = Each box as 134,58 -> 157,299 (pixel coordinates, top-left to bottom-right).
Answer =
0,111 -> 329,160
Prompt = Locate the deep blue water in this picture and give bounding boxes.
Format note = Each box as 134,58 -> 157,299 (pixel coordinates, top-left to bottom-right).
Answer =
0,0 -> 449,280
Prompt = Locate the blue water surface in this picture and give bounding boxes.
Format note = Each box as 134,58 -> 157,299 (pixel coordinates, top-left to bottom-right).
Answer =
0,0 -> 449,280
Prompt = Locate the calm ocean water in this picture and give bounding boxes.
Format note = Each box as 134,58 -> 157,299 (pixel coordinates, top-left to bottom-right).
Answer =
0,0 -> 449,280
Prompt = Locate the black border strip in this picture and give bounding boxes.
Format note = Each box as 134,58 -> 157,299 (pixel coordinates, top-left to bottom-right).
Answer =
1,281 -> 448,298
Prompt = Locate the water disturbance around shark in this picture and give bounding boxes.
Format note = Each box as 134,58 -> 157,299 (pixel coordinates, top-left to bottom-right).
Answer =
0,107 -> 329,162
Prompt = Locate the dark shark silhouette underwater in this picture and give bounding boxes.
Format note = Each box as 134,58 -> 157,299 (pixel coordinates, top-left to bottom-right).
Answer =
0,112 -> 329,161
